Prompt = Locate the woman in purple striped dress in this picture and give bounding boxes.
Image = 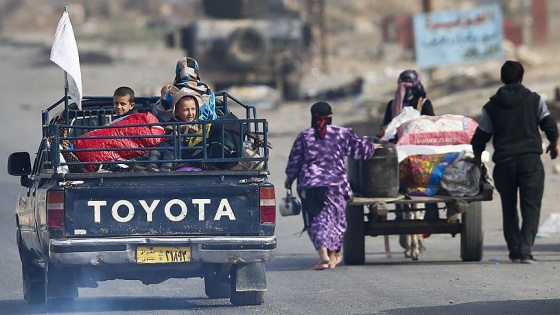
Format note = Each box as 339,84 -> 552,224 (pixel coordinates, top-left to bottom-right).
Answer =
284,101 -> 375,270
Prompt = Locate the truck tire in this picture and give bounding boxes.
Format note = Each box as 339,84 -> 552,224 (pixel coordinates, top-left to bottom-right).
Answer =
460,201 -> 483,262
229,263 -> 265,306
230,290 -> 264,306
22,262 -> 46,304
204,264 -> 231,298
226,27 -> 268,69
343,205 -> 366,265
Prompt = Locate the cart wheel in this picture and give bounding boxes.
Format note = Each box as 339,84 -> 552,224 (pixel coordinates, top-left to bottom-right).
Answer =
343,205 -> 365,265
460,201 -> 483,261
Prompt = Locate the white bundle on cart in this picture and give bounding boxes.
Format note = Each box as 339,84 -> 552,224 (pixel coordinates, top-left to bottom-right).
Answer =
396,114 -> 478,146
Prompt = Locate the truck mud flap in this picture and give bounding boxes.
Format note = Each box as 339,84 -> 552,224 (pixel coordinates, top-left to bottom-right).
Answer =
232,262 -> 266,291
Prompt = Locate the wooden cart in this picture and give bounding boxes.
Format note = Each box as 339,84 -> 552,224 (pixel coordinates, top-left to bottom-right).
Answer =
343,185 -> 493,265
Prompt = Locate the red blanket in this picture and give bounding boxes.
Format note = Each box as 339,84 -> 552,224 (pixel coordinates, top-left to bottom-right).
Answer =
74,113 -> 165,172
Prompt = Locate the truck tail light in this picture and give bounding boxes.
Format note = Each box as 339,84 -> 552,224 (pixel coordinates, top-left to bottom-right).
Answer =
47,191 -> 64,228
259,186 -> 276,224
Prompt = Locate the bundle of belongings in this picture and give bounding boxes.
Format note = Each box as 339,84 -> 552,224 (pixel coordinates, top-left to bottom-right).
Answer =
395,114 -> 478,146
382,110 -> 478,146
399,150 -> 482,197
74,112 -> 165,172
388,111 -> 485,197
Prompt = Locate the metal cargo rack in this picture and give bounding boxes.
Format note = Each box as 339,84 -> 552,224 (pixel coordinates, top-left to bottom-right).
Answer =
40,92 -> 271,174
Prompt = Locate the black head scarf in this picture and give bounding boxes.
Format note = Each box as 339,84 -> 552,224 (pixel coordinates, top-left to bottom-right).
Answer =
392,69 -> 427,118
311,101 -> 332,139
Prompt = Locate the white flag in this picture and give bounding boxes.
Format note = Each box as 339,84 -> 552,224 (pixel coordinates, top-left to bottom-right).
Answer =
50,11 -> 83,109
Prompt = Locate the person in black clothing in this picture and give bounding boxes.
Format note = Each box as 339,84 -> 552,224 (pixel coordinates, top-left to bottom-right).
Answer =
380,69 -> 435,131
380,69 -> 439,221
470,60 -> 559,264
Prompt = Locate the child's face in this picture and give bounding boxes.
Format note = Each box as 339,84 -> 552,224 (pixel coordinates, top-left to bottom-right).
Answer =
175,98 -> 197,122
113,95 -> 134,116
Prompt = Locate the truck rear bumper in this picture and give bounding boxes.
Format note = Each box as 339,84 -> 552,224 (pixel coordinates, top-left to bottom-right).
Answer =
49,236 -> 276,266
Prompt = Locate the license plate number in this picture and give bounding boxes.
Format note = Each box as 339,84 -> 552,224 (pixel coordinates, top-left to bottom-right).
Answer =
136,246 -> 191,264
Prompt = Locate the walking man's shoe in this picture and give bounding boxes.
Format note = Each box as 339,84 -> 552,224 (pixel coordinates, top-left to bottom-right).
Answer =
520,256 -> 537,264
509,254 -> 521,263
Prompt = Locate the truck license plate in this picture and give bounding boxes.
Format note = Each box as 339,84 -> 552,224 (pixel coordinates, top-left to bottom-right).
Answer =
136,246 -> 191,264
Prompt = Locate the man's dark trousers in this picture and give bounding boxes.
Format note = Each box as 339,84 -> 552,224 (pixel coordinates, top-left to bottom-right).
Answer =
493,153 -> 544,260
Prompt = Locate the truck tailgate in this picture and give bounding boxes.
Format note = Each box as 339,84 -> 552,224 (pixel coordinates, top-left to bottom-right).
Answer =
64,179 -> 262,237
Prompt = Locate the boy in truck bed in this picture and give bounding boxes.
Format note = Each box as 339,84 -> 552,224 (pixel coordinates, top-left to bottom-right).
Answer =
112,86 -> 138,119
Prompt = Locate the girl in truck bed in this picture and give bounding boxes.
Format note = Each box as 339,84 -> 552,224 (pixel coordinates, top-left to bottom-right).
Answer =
144,91 -> 202,171
154,56 -> 216,122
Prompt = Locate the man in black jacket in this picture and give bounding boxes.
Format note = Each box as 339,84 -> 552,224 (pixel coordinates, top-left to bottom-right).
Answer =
471,60 -> 559,264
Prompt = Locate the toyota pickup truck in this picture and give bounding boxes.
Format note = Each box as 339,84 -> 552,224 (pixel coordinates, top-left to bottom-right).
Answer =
7,92 -> 276,306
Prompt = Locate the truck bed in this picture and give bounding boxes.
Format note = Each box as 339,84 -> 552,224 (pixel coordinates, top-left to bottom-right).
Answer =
45,92 -> 270,174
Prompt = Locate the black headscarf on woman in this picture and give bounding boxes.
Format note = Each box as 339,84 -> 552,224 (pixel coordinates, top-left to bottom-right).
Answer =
311,101 -> 333,140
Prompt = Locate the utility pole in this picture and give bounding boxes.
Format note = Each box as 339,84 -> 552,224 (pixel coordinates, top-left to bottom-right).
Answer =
421,0 -> 434,82
305,0 -> 329,74
421,0 -> 432,12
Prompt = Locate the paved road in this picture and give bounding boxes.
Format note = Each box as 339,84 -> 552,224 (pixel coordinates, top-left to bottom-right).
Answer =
1,43 -> 560,315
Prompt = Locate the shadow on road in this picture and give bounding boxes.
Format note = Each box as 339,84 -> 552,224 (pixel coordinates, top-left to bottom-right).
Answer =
383,299 -> 560,315
266,254 -> 483,272
0,296 -> 237,314
484,242 -> 560,258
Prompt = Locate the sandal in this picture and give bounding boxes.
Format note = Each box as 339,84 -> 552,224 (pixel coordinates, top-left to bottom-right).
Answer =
312,261 -> 330,270
328,253 -> 342,269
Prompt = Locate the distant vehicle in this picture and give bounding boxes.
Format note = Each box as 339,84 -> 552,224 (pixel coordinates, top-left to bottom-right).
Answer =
166,0 -> 311,100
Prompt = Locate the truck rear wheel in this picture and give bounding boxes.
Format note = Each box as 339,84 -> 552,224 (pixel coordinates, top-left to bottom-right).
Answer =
229,263 -> 265,305
343,205 -> 365,265
460,201 -> 483,261
230,289 -> 264,306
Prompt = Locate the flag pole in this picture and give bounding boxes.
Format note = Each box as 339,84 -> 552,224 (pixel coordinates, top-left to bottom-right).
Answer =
63,5 -> 69,109
51,4 -> 83,110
